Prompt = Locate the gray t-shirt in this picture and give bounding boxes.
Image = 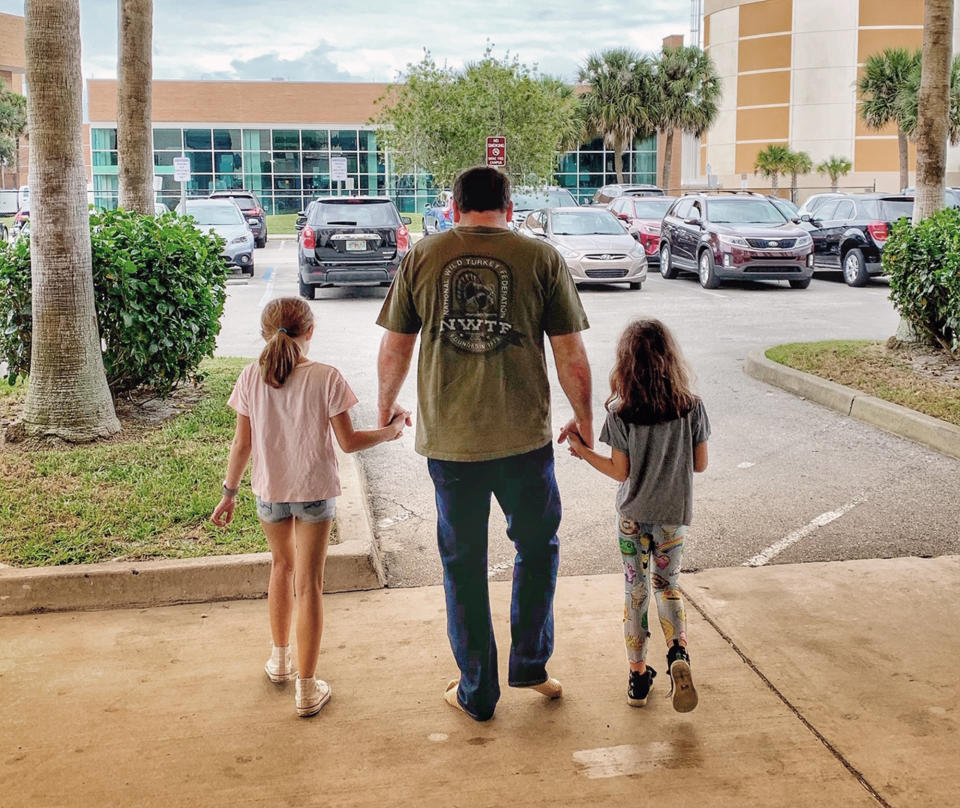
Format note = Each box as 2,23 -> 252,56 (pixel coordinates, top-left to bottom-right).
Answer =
599,400 -> 711,526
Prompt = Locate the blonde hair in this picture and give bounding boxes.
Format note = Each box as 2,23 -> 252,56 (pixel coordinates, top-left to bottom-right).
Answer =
258,297 -> 314,388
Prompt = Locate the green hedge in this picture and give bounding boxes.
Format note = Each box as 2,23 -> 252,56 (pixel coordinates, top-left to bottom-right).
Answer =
0,209 -> 228,394
883,206 -> 960,356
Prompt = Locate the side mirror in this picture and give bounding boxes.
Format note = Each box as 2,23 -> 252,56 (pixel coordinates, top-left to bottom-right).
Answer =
683,216 -> 702,226
617,212 -> 630,221
799,213 -> 812,223
400,216 -> 412,225
297,211 -> 305,217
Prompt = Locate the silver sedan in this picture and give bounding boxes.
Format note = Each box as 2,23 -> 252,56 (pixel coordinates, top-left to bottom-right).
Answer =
519,206 -> 647,289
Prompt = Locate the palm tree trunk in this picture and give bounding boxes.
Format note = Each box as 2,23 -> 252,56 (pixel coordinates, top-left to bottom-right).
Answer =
661,128 -> 675,191
20,0 -> 120,441
913,0 -> 954,222
770,173 -> 779,194
897,128 -> 910,193
790,172 -> 798,203
613,133 -> 624,184
117,0 -> 153,213
831,174 -> 839,192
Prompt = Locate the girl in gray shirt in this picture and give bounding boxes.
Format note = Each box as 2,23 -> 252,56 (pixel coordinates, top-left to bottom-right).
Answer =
563,318 -> 710,713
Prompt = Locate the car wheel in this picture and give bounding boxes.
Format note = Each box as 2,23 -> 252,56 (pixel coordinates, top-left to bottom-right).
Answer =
789,278 -> 811,289
629,281 -> 642,290
698,249 -> 720,289
842,248 -> 868,287
298,273 -> 315,300
0,223 -> 7,242
660,243 -> 677,279
255,237 -> 265,249
245,264 -> 255,278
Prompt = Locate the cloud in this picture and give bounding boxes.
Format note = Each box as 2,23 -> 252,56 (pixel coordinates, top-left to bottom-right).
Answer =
203,45 -> 357,82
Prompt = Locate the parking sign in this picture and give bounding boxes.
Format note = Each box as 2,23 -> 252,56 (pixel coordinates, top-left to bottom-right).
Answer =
173,157 -> 191,182
331,157 -> 348,181
486,136 -> 506,167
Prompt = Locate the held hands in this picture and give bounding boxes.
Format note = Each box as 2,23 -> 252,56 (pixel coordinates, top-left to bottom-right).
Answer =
384,410 -> 410,441
558,417 -> 593,459
210,495 -> 236,527
379,401 -> 413,429
563,429 -> 586,459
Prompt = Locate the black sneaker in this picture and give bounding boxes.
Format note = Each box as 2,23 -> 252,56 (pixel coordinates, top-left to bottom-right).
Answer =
627,667 -> 657,707
667,644 -> 698,713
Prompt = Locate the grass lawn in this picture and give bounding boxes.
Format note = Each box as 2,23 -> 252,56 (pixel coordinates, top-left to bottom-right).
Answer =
766,340 -> 960,426
266,211 -> 424,235
0,358 -> 334,567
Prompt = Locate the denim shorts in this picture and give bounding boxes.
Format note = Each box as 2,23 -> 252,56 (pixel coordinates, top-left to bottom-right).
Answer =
255,497 -> 336,523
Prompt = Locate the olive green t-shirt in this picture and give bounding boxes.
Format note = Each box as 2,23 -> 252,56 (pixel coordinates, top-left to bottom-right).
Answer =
376,225 -> 589,461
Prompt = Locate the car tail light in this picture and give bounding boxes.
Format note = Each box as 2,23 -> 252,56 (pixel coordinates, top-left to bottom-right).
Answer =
397,225 -> 410,255
248,207 -> 263,217
301,225 -> 316,250
867,221 -> 888,245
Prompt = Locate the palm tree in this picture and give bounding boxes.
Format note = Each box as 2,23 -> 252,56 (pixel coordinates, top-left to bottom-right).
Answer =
19,0 -> 120,440
816,156 -> 852,192
858,48 -> 921,193
652,45 -> 721,192
913,0 -> 955,220
753,144 -> 791,194
578,49 -> 656,184
896,54 -> 960,152
783,150 -> 813,204
117,0 -> 154,213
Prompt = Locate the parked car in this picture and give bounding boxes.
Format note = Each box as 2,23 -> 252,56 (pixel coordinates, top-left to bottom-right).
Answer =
519,206 -> 647,289
799,193 -> 913,286
591,183 -> 665,206
659,193 -> 814,289
900,186 -> 960,208
177,197 -> 255,276
208,190 -> 268,247
297,196 -> 412,298
798,193 -> 841,219
768,195 -> 800,221
607,195 -> 676,266
509,186 -> 578,229
423,190 -> 454,234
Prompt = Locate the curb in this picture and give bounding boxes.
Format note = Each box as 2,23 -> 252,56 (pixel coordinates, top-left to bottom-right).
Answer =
745,350 -> 960,460
0,447 -> 384,616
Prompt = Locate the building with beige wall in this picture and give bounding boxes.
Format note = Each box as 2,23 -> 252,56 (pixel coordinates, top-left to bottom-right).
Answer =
0,10 -> 26,192
701,0 -> 960,199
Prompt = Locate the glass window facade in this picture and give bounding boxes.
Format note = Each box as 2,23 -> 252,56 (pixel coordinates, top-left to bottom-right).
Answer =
91,126 -> 658,213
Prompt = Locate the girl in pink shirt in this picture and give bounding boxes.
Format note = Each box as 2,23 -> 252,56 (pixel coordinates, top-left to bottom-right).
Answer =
211,297 -> 407,717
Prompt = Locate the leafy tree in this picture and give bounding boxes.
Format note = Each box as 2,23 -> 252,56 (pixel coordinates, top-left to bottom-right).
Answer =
816,155 -> 852,191
783,150 -> 813,203
578,49 -> 655,184
896,55 -> 960,153
16,0 -> 119,441
0,78 -> 27,188
753,144 -> 791,194
651,45 -> 721,191
858,48 -> 921,193
374,49 -> 583,189
117,0 -> 154,213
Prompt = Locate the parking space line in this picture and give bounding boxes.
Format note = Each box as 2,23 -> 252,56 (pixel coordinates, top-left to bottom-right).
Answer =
743,495 -> 866,567
258,266 -> 276,309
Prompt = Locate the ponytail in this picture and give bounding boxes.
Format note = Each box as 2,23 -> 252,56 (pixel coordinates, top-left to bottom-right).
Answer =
258,297 -> 314,388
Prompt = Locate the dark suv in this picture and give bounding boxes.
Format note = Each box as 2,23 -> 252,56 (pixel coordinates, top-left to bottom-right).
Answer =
208,191 -> 267,247
297,197 -> 412,299
799,194 -> 913,286
659,193 -> 814,289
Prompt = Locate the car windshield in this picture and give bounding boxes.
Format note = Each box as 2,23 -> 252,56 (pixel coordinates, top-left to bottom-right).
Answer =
551,210 -> 624,235
878,199 -> 914,221
186,204 -> 243,225
707,199 -> 786,224
770,198 -> 799,218
512,189 -> 577,210
631,199 -> 673,218
312,200 -> 398,227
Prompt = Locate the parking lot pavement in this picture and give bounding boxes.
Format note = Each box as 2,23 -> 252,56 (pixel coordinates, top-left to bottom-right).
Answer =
216,245 -> 960,588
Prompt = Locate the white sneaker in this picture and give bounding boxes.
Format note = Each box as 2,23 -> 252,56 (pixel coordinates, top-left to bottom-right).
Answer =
264,645 -> 296,682
296,675 -> 332,717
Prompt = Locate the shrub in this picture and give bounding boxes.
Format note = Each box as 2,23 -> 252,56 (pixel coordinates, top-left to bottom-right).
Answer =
0,209 -> 228,393
884,206 -> 960,356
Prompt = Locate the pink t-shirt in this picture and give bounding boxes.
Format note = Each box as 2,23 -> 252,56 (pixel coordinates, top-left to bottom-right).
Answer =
227,361 -> 359,503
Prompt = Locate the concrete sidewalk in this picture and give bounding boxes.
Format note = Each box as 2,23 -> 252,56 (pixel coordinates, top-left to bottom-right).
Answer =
2,556 -> 957,807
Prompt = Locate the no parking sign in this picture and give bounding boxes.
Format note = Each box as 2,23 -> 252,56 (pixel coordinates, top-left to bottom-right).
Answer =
486,136 -> 506,167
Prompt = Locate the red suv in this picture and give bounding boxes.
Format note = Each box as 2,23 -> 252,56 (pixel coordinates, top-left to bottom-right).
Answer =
608,196 -> 676,267
659,193 -> 814,289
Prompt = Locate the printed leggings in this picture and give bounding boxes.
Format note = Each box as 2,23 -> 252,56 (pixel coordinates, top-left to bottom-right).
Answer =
618,517 -> 688,664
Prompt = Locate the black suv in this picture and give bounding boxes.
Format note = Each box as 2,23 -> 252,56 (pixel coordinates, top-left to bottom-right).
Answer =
659,193 -> 814,289
591,184 -> 665,206
297,197 -> 412,298
208,191 -> 267,247
799,194 -> 913,286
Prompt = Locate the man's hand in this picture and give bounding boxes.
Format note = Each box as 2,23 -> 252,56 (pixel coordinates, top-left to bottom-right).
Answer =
378,402 -> 413,429
558,416 -> 594,450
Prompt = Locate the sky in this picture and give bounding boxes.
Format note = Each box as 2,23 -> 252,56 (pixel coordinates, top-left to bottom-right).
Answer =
0,0 -> 690,83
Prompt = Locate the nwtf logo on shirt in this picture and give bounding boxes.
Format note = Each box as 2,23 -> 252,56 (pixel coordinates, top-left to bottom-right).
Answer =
439,256 -> 520,353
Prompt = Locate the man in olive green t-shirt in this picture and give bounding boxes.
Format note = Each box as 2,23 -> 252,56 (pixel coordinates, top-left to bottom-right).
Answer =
376,166 -> 593,721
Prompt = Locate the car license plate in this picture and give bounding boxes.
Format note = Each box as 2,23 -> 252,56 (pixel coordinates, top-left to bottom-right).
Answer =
346,240 -> 366,251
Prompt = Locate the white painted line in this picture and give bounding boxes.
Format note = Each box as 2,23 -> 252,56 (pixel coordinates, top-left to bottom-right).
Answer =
744,496 -> 866,567
737,461 -> 755,469
487,560 -> 513,579
257,268 -> 277,310
699,289 -> 730,299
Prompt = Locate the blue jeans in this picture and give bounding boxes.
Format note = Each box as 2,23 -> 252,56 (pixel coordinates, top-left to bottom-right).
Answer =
427,442 -> 562,721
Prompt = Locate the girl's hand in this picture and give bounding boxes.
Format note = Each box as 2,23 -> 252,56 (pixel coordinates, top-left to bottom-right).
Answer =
385,411 -> 409,441
211,496 -> 236,526
565,429 -> 585,459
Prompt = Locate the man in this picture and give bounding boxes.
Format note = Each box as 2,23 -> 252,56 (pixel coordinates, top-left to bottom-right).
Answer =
376,166 -> 593,722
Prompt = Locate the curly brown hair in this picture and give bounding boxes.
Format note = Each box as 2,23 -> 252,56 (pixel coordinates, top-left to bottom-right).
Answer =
605,319 -> 697,425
